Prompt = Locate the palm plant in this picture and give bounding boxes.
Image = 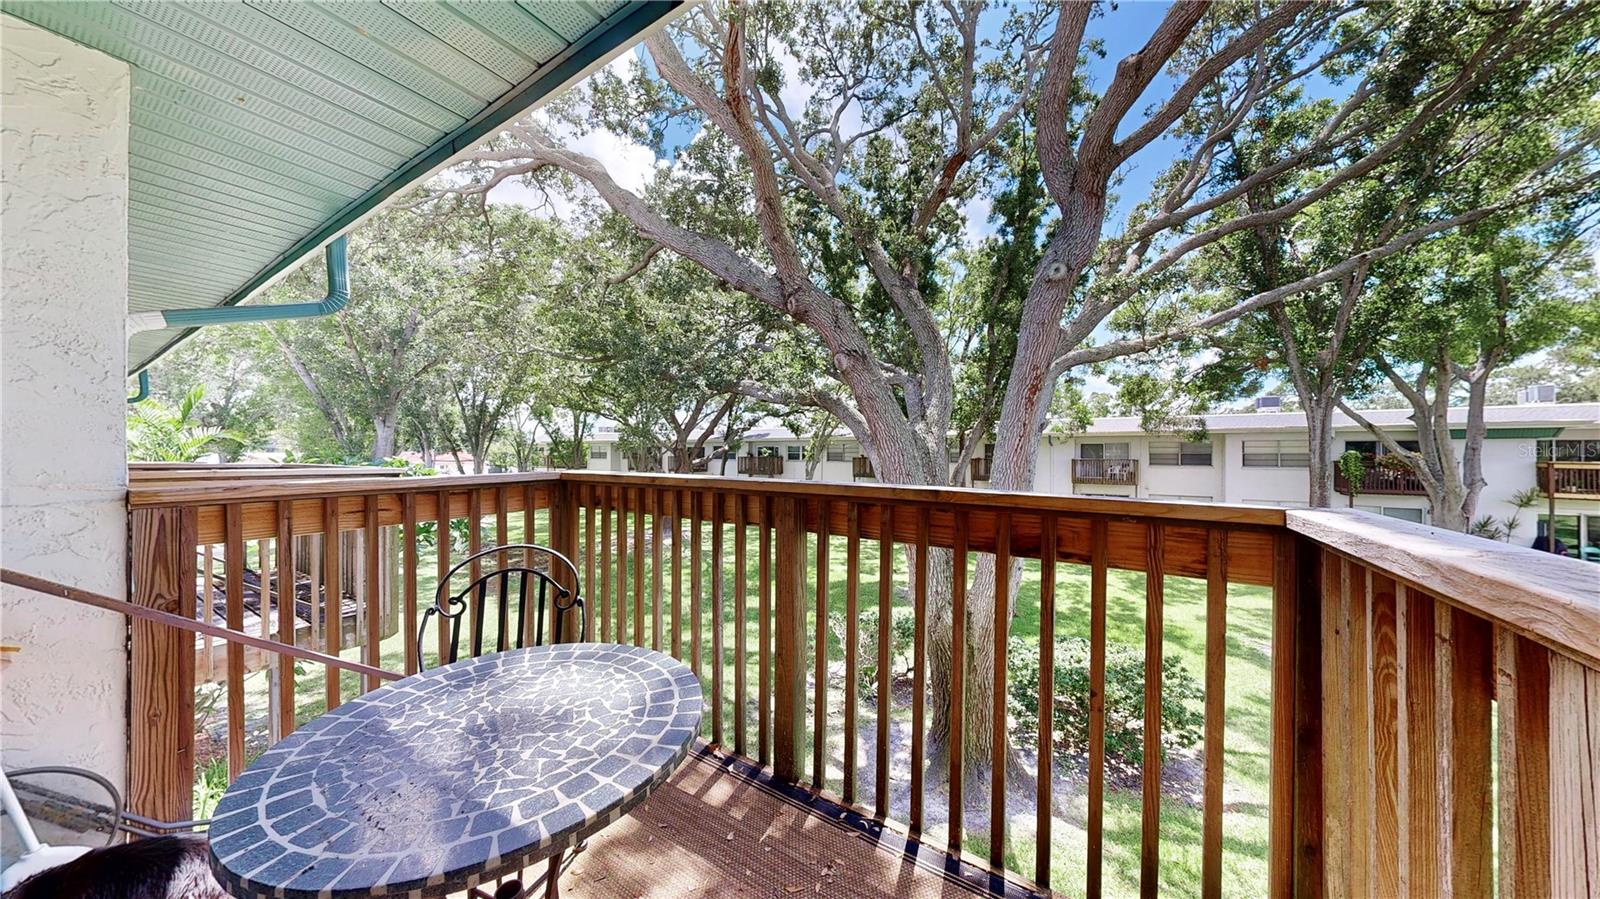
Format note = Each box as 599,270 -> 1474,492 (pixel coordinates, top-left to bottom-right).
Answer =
127,386 -> 244,462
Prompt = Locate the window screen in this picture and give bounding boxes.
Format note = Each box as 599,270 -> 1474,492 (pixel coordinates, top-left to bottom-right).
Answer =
1242,438 -> 1310,467
1149,440 -> 1212,466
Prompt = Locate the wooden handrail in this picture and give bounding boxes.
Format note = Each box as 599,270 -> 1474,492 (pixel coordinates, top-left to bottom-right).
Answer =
1,568 -> 400,683
1287,508 -> 1600,667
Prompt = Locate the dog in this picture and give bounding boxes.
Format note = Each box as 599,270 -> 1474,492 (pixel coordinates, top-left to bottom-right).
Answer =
3,835 -> 228,899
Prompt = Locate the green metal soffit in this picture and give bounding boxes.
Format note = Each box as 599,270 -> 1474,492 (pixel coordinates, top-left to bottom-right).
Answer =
0,0 -> 683,374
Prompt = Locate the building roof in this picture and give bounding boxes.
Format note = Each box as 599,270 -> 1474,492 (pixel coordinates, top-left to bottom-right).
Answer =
2,1 -> 682,374
1079,403 -> 1600,436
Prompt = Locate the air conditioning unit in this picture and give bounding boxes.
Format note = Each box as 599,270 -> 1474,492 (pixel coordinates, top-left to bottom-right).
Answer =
1255,396 -> 1284,413
1515,384 -> 1557,404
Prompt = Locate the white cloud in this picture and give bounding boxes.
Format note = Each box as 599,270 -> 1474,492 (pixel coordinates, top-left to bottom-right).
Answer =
960,194 -> 995,247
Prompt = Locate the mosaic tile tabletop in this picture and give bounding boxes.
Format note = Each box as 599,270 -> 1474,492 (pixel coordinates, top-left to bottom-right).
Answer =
208,643 -> 702,899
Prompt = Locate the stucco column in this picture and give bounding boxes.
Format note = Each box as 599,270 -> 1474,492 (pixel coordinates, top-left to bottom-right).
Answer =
1,16 -> 132,803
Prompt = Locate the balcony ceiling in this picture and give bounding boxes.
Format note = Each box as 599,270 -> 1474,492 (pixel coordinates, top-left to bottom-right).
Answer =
0,0 -> 681,374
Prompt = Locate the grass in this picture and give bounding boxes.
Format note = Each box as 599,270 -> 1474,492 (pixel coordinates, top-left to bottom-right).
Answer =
209,511 -> 1273,898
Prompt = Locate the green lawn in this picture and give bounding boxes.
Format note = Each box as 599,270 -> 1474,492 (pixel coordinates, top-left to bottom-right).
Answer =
209,511 -> 1273,898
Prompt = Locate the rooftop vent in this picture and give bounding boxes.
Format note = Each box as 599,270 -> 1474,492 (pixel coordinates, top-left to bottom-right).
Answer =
1255,396 -> 1284,413
1515,383 -> 1557,404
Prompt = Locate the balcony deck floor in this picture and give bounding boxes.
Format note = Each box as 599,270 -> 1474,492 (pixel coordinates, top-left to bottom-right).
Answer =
497,748 -> 1042,899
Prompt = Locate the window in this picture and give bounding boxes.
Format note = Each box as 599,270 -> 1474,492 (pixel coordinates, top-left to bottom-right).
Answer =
1538,514 -> 1581,555
589,445 -> 608,460
826,444 -> 846,462
1382,507 -> 1424,523
1149,440 -> 1213,466
1242,438 -> 1310,467
1539,439 -> 1600,462
786,445 -> 802,461
1079,442 -> 1130,460
1344,440 -> 1378,458
1148,493 -> 1214,502
756,445 -> 779,458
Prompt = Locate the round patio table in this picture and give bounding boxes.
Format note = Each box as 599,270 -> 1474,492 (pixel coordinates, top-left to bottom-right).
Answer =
207,643 -> 702,899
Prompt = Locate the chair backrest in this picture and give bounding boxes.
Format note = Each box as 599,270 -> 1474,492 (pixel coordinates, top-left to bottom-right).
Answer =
417,544 -> 584,670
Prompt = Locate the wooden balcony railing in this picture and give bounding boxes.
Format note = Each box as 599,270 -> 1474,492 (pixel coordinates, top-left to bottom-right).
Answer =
852,456 -> 875,479
1539,460 -> 1600,497
1071,458 -> 1139,486
1334,463 -> 1427,496
736,455 -> 784,477
969,456 -> 991,482
72,466 -> 1599,896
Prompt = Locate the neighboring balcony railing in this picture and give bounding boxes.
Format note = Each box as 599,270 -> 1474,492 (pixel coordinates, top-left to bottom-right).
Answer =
969,456 -> 991,482
1538,460 -> 1600,497
1071,457 -> 1139,485
1334,463 -> 1426,496
852,456 -> 874,479
89,466 -> 1600,895
736,455 -> 784,478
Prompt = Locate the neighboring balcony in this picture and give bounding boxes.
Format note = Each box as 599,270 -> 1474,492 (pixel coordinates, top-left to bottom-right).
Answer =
736,455 -> 785,478
1071,457 -> 1139,486
1335,464 -> 1426,496
970,456 -> 992,482
1538,460 -> 1600,498
852,456 -> 875,480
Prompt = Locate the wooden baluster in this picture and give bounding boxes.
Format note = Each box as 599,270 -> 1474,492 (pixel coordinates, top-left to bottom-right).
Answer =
1348,561 -> 1373,899
1370,572 -> 1402,896
1138,522 -> 1163,896
949,511 -> 969,854
576,485 -> 590,640
324,498 -> 342,709
599,486 -> 612,642
129,505 -> 196,823
401,494 -> 417,675
758,495 -> 773,767
990,511 -> 1011,870
875,504 -> 892,818
672,489 -> 684,659
363,498 -> 382,693
813,497 -> 830,789
256,538 -> 270,645
225,504 -> 246,781
1087,518 -> 1109,899
733,493 -> 748,756
203,543 -> 215,681
1398,586 -> 1438,896
1496,627 -> 1551,899
434,490 -> 450,665
843,502 -> 860,806
711,493 -> 725,744
691,491 -> 703,678
669,490 -> 680,656
1036,515 -> 1058,888
772,496 -> 807,782
633,487 -> 645,646
468,488 -> 483,651
1437,602 -> 1492,897
910,507 -> 928,834
1546,652 -> 1598,898
308,535 -> 321,662
1201,529 -> 1228,899
276,501 -> 296,736
617,486 -> 629,646
653,490 -> 665,652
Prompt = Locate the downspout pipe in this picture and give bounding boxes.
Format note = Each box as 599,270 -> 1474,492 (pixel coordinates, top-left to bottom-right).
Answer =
126,370 -> 149,404
126,236 -> 349,336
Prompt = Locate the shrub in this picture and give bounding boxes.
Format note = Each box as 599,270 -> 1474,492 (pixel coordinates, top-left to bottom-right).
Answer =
828,607 -> 915,695
1007,635 -> 1204,770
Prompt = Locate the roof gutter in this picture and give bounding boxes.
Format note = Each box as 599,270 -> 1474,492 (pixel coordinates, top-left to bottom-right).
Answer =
127,236 -> 348,337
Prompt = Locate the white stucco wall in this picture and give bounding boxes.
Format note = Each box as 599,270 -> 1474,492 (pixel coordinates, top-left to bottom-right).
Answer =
1,15 -> 131,800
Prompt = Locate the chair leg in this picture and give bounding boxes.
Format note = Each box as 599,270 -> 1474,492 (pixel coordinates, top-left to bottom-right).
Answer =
544,853 -> 561,899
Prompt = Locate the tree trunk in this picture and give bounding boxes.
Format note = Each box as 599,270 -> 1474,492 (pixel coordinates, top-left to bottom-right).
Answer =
1305,400 -> 1336,507
371,412 -> 399,464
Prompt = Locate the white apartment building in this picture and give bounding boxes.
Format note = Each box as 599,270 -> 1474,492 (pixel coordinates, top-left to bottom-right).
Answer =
566,402 -> 1600,558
